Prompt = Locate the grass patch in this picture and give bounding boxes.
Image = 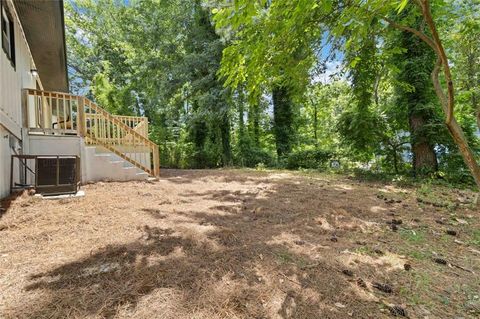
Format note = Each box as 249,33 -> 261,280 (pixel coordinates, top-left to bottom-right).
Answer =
408,250 -> 432,260
273,249 -> 310,268
416,183 -> 456,209
400,272 -> 433,305
274,250 -> 295,264
400,229 -> 427,244
469,230 -> 480,248
354,246 -> 375,256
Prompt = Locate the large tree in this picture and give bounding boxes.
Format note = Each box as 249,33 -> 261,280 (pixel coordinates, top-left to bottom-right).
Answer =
213,0 -> 480,194
66,0 -> 233,168
395,17 -> 439,175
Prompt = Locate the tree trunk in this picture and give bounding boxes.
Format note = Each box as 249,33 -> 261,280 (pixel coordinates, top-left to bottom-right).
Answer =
386,0 -> 480,195
420,0 -> 480,193
237,92 -> 246,166
409,114 -> 438,174
220,112 -> 232,166
272,86 -> 294,157
313,98 -> 318,145
248,102 -> 260,146
392,147 -> 399,175
191,116 -> 207,168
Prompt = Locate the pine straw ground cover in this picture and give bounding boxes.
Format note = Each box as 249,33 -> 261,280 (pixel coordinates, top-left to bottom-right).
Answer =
0,169 -> 479,319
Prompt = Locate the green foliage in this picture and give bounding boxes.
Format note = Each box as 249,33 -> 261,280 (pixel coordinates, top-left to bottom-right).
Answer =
236,145 -> 274,168
65,0 -> 480,187
285,149 -> 333,170
400,229 -> 427,244
469,230 -> 480,248
272,86 -> 296,156
336,107 -> 384,158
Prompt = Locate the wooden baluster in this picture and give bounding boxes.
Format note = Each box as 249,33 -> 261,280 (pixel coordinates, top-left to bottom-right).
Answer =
40,91 -> 44,130
96,113 -> 99,140
88,102 -> 93,140
55,95 -> 60,132
133,133 -> 136,164
107,116 -> 111,145
33,91 -> 40,128
69,97 -> 74,130
112,121 -> 115,146
62,94 -> 67,134
117,124 -> 120,146
49,94 -> 53,132
85,100 -> 89,138
105,116 -> 108,144
104,117 -> 107,142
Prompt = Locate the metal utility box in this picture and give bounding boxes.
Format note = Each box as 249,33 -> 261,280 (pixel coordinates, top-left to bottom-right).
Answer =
36,156 -> 80,195
11,155 -> 80,196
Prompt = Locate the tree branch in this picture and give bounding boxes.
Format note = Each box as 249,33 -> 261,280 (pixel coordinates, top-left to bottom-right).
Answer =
382,16 -> 437,52
420,0 -> 454,124
432,57 -> 448,113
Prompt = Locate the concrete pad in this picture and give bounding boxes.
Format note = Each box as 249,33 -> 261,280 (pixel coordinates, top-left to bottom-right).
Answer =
34,190 -> 85,200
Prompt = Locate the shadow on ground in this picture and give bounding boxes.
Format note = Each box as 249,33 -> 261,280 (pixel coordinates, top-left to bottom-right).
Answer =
7,169 -> 477,318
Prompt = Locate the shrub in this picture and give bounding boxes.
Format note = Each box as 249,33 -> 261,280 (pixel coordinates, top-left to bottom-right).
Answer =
286,149 -> 334,170
235,144 -> 275,168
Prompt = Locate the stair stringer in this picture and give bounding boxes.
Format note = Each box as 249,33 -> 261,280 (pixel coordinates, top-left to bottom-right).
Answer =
84,146 -> 149,182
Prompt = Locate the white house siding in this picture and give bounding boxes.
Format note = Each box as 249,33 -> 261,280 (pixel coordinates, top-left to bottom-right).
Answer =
0,0 -> 40,199
0,125 -> 11,198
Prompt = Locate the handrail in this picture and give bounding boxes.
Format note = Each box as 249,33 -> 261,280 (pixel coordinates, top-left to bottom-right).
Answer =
83,98 -> 160,177
23,89 -> 160,177
84,99 -> 156,148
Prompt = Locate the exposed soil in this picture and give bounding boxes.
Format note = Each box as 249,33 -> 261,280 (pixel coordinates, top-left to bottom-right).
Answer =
0,169 -> 479,318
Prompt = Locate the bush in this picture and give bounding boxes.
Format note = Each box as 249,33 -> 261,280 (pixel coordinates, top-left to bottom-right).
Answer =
236,147 -> 275,168
286,149 -> 334,170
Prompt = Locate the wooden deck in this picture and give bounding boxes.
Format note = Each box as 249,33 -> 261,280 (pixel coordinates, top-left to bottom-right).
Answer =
23,89 -> 160,177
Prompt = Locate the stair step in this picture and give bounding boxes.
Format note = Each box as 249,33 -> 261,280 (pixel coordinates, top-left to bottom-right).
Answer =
86,145 -> 151,182
136,172 -> 149,176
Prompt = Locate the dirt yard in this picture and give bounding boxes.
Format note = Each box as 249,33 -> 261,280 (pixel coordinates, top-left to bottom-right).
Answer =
0,169 -> 479,318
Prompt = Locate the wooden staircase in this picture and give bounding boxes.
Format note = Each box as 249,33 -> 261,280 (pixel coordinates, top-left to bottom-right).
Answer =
23,89 -> 160,177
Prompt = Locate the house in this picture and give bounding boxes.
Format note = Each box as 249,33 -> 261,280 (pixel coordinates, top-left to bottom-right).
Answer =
0,0 -> 159,199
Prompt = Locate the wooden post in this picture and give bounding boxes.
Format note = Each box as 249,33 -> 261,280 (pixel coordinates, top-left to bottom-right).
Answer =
153,145 -> 160,177
69,97 -> 73,130
10,156 -> 14,195
77,96 -> 85,137
21,89 -> 29,129
41,91 -> 47,130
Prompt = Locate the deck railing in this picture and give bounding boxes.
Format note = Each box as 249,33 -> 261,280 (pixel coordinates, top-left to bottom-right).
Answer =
22,89 -> 80,135
23,89 -> 160,177
114,115 -> 149,138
